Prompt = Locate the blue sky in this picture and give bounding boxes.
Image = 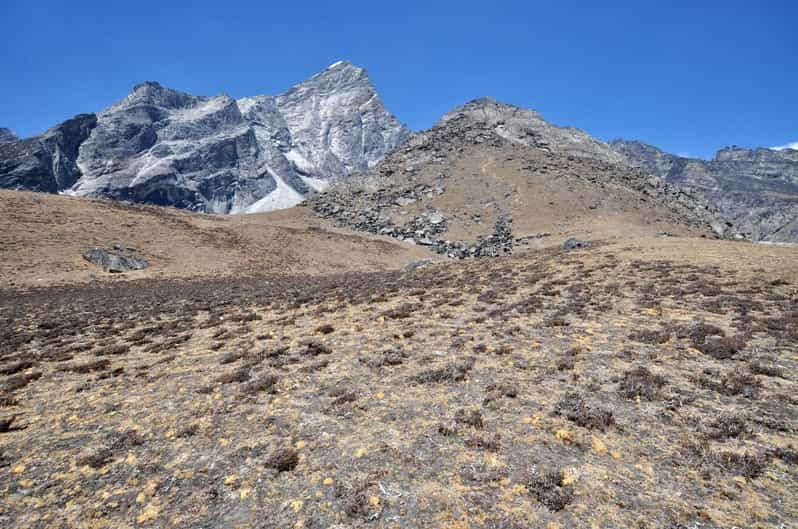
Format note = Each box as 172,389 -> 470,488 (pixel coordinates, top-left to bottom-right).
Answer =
1,1 -> 795,158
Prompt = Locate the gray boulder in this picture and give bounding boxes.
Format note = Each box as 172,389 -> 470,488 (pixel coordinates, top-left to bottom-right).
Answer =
563,238 -> 591,250
405,259 -> 433,271
82,247 -> 149,273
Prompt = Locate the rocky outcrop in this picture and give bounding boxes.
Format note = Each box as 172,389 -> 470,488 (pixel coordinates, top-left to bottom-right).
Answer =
0,62 -> 409,213
612,140 -> 798,242
563,238 -> 591,250
0,128 -> 17,144
82,246 -> 149,273
0,114 -> 97,192
439,98 -> 627,165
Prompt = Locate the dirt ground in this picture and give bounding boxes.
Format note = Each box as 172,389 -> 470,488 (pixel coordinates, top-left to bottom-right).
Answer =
0,190 -> 433,288
1,235 -> 796,528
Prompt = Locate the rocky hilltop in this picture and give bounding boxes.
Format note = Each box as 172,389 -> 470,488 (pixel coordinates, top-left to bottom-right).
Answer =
309,98 -> 724,257
0,62 -> 409,213
439,98 -> 627,165
612,140 -> 798,242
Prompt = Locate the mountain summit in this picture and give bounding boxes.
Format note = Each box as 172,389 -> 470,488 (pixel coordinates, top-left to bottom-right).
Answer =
438,98 -> 626,165
0,63 -> 409,213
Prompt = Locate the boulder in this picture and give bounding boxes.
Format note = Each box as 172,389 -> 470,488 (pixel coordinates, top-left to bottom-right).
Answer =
405,259 -> 433,271
563,238 -> 591,250
82,247 -> 149,273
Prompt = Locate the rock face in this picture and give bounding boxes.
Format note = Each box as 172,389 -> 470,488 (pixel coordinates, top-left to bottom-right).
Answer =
0,128 -> 17,143
0,114 -> 97,192
0,62 -> 409,213
612,140 -> 798,242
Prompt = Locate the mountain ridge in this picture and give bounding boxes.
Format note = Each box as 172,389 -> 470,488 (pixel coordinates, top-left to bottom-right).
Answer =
0,128 -> 17,143
2,68 -> 797,242
0,62 -> 410,213
611,139 -> 798,242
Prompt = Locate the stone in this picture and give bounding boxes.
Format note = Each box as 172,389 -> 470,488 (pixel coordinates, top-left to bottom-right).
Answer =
82,248 -> 149,273
563,238 -> 591,250
427,212 -> 445,225
395,196 -> 416,206
405,259 -> 433,271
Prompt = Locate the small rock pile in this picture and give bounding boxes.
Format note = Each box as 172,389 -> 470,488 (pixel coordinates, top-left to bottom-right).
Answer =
312,191 -> 516,259
563,238 -> 591,250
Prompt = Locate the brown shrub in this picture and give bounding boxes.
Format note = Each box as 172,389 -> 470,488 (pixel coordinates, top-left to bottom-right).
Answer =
412,357 -> 475,384
618,366 -> 666,400
553,392 -> 614,430
527,469 -> 574,511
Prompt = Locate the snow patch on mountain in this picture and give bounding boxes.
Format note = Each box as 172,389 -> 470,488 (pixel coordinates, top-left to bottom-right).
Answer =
240,167 -> 305,213
772,141 -> 798,151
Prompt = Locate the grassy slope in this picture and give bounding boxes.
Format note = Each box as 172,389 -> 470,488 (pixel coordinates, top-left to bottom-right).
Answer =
1,236 -> 796,528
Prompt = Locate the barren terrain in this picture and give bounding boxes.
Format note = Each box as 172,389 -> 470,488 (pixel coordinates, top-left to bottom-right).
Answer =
1,212 -> 796,527
0,190 -> 432,288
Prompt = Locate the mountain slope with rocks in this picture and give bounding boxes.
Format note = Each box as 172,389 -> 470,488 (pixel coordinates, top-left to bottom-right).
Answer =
0,62 -> 409,213
309,98 -> 725,258
612,140 -> 798,243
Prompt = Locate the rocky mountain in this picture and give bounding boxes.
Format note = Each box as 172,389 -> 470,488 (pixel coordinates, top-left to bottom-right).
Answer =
309,98 -> 722,258
0,128 -> 17,143
0,114 -> 98,192
0,61 -> 409,213
439,98 -> 627,165
612,140 -> 798,242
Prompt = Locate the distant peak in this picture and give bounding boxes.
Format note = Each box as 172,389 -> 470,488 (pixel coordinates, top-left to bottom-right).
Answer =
439,97 -> 541,126
0,127 -> 18,143
123,81 -> 199,110
131,80 -> 164,93
466,96 -> 498,106
313,60 -> 365,78
289,61 -> 371,92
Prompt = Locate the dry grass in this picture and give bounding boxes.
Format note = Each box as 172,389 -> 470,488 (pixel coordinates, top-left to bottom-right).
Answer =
0,237 -> 796,528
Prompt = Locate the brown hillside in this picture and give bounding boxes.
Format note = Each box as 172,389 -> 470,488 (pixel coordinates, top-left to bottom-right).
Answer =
0,190 -> 433,288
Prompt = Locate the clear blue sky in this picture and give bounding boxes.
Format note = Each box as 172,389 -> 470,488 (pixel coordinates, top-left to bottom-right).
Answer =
1,1 -> 796,158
